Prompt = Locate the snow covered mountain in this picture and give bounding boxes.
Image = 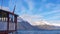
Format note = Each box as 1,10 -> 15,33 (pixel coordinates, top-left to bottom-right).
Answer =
35,24 -> 60,30
17,17 -> 43,30
17,17 -> 60,30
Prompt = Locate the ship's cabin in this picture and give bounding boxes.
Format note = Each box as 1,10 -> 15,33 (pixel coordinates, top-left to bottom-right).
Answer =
0,9 -> 18,34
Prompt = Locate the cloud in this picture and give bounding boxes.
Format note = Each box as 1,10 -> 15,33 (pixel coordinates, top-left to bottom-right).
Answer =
42,0 -> 47,2
24,0 -> 34,11
41,3 -> 60,16
19,14 -> 52,26
8,0 -> 60,26
38,8 -> 43,12
9,0 -> 28,14
45,3 -> 56,8
0,6 -> 10,11
47,20 -> 60,26
19,0 -> 60,26
42,4 -> 60,21
53,4 -> 60,10
8,0 -> 15,11
19,14 -> 60,26
20,6 -> 27,14
42,10 -> 60,16
47,14 -> 60,20
19,14 -> 44,25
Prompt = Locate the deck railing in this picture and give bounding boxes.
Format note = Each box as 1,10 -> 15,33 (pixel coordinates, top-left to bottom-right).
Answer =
0,22 -> 15,31
0,17 -> 14,23
0,17 -> 15,31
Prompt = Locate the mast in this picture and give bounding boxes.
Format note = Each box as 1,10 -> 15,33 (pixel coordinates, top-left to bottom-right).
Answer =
12,1 -> 17,34
12,0 -> 16,23
13,5 -> 16,14
13,0 -> 17,14
12,0 -> 16,22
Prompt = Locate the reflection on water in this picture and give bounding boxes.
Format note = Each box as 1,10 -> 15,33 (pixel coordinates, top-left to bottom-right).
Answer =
17,30 -> 60,34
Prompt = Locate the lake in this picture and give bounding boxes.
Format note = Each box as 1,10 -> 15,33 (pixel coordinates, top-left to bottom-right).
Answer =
17,30 -> 60,34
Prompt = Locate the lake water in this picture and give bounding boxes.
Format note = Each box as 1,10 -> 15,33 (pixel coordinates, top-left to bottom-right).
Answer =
17,30 -> 60,34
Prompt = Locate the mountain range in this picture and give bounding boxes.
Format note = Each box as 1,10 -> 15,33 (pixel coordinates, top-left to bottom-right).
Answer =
17,17 -> 60,30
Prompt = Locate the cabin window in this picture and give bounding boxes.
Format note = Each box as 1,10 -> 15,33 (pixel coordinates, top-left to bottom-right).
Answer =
0,12 -> 7,22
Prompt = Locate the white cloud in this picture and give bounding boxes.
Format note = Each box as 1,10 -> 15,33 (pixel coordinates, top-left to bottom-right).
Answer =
45,3 -> 55,8
9,0 -> 28,14
8,0 -> 15,11
53,4 -> 60,10
8,0 -> 60,26
42,3 -> 60,16
47,15 -> 60,20
47,20 -> 60,26
38,8 -> 43,12
0,6 -> 10,11
19,14 -> 52,26
24,0 -> 34,10
41,0 -> 47,3
19,14 -> 44,25
42,9 -> 60,16
19,14 -> 60,26
42,0 -> 47,2
20,6 -> 27,14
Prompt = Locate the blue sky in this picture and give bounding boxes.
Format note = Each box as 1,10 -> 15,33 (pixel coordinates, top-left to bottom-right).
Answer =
0,0 -> 60,25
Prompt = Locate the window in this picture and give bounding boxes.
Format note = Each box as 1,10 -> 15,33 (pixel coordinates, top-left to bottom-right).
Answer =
0,12 -> 7,21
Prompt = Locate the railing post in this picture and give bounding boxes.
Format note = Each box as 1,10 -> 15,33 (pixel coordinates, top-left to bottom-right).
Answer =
7,13 -> 9,33
14,15 -> 17,34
